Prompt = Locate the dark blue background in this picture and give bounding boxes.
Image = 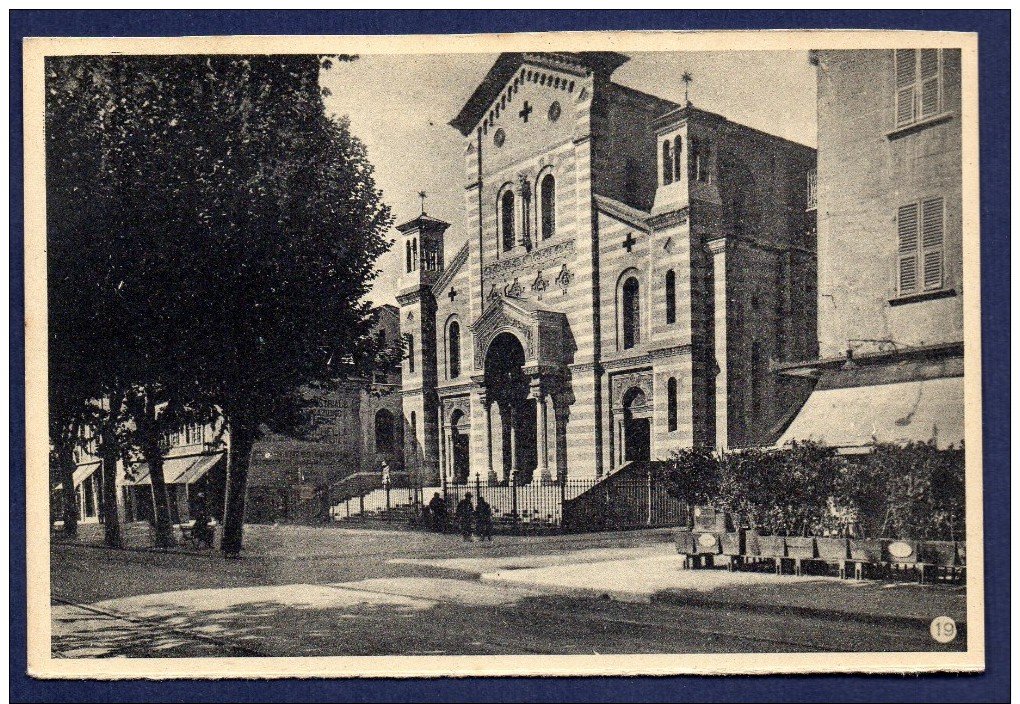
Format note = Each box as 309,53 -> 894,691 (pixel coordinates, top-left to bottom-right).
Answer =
10,10 -> 1009,703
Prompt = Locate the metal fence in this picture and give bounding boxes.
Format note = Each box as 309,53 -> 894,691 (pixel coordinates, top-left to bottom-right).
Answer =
439,467 -> 688,534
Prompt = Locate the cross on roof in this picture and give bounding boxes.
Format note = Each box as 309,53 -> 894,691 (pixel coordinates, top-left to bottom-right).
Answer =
418,190 -> 427,214
518,101 -> 533,123
622,232 -> 638,253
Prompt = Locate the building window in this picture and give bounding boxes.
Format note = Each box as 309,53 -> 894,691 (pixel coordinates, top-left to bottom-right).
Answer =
411,238 -> 418,271
448,320 -> 461,379
665,270 -> 676,324
185,423 -> 203,445
622,276 -> 641,349
540,174 -> 556,240
500,190 -> 515,252
405,334 -> 415,373
667,377 -> 678,432
661,140 -> 673,186
405,241 -> 412,273
375,410 -> 395,453
673,135 -> 683,182
691,138 -> 712,183
895,49 -> 943,128
897,197 -> 945,295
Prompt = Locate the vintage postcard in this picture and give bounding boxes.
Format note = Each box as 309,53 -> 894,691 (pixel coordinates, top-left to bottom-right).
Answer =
24,29 -> 983,678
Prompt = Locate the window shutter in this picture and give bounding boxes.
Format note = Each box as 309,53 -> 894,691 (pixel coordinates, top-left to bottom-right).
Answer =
919,49 -> 941,118
897,203 -> 919,294
921,197 -> 945,290
895,49 -> 917,127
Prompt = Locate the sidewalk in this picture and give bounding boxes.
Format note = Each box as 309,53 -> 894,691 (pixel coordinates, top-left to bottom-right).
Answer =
398,543 -> 967,628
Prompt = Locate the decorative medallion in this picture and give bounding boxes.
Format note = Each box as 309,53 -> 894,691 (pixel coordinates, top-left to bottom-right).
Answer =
493,128 -> 506,148
548,101 -> 562,122
504,277 -> 525,299
531,271 -> 549,299
554,263 -> 573,295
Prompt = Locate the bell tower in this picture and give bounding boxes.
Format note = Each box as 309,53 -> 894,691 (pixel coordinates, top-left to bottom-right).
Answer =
396,210 -> 450,488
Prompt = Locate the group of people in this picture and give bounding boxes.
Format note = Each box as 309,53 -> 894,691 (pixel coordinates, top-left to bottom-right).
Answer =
426,491 -> 493,541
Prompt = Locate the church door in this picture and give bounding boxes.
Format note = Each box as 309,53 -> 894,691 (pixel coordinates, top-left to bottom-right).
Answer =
624,416 -> 651,462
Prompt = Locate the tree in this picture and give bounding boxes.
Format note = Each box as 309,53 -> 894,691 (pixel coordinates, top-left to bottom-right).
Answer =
45,54 -> 393,553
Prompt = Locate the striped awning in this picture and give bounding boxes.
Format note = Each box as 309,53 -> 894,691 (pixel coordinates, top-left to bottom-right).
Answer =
777,376 -> 964,451
123,453 -> 223,486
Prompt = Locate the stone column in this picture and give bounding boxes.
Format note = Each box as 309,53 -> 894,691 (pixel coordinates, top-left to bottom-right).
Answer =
479,389 -> 496,485
530,380 -> 551,484
553,396 -> 569,483
438,406 -> 447,483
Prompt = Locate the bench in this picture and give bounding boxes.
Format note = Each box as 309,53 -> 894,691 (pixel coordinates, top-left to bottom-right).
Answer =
178,521 -> 214,549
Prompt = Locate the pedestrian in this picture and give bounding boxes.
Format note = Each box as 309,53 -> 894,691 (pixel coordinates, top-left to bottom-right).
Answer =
428,492 -> 447,532
455,492 -> 474,541
190,492 -> 214,548
474,496 -> 493,541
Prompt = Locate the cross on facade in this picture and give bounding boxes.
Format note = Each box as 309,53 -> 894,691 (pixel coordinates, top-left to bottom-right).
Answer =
518,101 -> 533,123
622,232 -> 638,253
448,286 -> 458,302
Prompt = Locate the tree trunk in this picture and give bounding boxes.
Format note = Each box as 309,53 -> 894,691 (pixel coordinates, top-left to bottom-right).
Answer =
221,415 -> 256,557
99,393 -> 125,548
141,394 -> 175,548
56,435 -> 78,538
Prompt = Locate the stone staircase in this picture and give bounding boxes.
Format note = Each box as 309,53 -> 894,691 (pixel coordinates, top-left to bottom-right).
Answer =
330,486 -> 443,527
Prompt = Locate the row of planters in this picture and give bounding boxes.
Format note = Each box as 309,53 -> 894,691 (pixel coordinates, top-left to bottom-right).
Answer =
675,520 -> 966,583
655,441 -> 966,584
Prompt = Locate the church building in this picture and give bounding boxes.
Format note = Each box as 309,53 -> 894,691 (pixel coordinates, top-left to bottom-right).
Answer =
398,52 -> 817,488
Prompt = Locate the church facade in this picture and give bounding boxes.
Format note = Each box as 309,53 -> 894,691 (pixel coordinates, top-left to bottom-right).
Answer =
398,52 -> 817,488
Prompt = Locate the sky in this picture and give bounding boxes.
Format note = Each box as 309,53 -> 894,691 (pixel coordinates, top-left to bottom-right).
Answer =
321,50 -> 817,307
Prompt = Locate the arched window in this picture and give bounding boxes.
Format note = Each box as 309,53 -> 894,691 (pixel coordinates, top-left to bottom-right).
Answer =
665,269 -> 676,324
406,334 -> 414,373
622,276 -> 641,349
540,173 -> 556,240
667,377 -> 678,432
375,410 -> 395,453
405,241 -> 412,273
501,190 -> 515,251
411,238 -> 418,270
673,135 -> 683,182
662,141 -> 673,186
448,321 -> 461,379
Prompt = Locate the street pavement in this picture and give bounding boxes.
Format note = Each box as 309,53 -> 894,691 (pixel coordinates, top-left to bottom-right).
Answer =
50,524 -> 967,658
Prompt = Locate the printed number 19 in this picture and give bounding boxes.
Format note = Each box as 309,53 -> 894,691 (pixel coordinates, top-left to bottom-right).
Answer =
930,616 -> 957,643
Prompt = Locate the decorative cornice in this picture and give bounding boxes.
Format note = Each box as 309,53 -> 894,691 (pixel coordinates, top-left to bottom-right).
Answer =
648,207 -> 690,232
594,194 -> 650,233
482,239 -> 576,280
600,344 -> 692,371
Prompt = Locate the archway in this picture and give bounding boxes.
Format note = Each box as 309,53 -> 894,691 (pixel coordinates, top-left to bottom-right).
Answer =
449,409 -> 470,485
622,387 -> 651,463
484,332 -> 537,484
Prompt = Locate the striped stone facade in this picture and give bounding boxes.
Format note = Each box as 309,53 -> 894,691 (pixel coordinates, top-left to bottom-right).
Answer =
399,52 -> 817,486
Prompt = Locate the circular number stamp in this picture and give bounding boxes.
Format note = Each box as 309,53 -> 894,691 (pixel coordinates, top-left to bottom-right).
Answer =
930,616 -> 957,643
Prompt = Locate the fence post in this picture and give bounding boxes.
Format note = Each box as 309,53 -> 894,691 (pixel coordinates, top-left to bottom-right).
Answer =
475,472 -> 482,500
359,493 -> 365,518
511,470 -> 519,530
647,468 -> 653,526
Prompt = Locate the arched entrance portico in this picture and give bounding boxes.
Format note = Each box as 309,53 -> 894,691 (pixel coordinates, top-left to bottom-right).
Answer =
449,409 -> 470,485
622,387 -> 651,463
484,332 -> 538,484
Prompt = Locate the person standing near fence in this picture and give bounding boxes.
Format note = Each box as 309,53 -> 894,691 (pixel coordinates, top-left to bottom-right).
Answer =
428,492 -> 447,532
474,496 -> 493,542
455,492 -> 474,541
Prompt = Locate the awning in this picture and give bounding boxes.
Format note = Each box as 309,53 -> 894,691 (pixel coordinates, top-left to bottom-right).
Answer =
776,376 -> 964,451
123,453 -> 224,486
72,461 -> 101,487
